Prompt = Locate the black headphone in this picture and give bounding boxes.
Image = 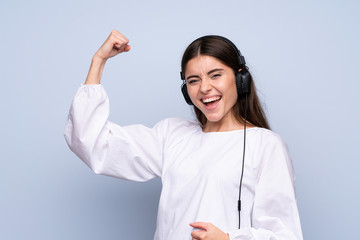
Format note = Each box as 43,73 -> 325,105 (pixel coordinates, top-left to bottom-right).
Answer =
180,35 -> 251,105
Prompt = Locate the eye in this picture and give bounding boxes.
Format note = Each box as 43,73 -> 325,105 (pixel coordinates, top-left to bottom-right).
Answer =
211,74 -> 221,79
187,78 -> 199,84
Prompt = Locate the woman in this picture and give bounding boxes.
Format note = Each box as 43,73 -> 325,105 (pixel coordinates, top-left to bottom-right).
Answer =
65,30 -> 303,240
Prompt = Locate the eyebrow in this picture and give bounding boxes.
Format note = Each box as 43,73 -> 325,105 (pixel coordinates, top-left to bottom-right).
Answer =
186,68 -> 225,81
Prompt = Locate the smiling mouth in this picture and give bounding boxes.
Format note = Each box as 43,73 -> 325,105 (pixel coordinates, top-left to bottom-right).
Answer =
201,96 -> 222,106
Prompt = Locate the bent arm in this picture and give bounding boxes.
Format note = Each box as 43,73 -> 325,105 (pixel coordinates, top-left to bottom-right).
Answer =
85,30 -> 130,85
64,31 -> 166,181
64,85 -> 165,181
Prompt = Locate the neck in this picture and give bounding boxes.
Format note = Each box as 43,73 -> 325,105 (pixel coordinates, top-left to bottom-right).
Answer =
203,115 -> 244,132
202,115 -> 256,133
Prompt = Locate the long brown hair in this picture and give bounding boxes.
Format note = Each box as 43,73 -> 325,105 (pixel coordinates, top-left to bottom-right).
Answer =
181,36 -> 270,130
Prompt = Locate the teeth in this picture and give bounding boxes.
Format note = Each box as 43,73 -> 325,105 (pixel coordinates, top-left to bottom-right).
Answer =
202,96 -> 221,103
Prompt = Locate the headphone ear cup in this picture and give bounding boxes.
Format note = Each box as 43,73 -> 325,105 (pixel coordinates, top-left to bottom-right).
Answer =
236,70 -> 251,97
181,83 -> 193,105
241,70 -> 251,94
236,72 -> 243,97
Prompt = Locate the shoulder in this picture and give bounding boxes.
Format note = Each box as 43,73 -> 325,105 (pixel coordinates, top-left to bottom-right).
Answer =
248,128 -> 294,176
154,118 -> 201,147
248,128 -> 290,165
154,117 -> 201,135
157,117 -> 199,128
248,127 -> 287,148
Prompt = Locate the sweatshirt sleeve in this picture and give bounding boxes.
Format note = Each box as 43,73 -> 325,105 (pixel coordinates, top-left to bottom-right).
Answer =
64,84 -> 166,181
228,131 -> 303,240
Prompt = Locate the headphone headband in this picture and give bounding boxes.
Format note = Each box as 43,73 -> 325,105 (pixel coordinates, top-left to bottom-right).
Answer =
206,35 -> 246,66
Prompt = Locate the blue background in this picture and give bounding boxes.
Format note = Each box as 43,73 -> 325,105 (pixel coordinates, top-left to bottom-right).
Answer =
1,0 -> 359,239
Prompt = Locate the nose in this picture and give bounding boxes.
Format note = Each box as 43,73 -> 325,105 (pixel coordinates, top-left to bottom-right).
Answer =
200,77 -> 212,94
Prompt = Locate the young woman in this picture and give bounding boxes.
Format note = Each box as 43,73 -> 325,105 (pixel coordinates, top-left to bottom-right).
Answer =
65,30 -> 303,240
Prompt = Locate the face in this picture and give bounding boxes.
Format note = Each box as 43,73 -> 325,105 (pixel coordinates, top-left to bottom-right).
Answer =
185,55 -> 238,128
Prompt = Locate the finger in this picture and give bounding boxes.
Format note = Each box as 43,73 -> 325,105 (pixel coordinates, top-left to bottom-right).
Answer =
114,44 -> 130,54
112,38 -> 128,49
124,45 -> 131,52
116,45 -> 131,53
111,30 -> 129,43
190,222 -> 209,231
113,34 -> 129,47
111,33 -> 129,48
191,230 -> 206,239
110,29 -> 120,36
109,31 -> 129,49
112,36 -> 129,47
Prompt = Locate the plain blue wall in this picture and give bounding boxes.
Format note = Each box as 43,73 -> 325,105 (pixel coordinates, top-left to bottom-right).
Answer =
1,0 -> 359,239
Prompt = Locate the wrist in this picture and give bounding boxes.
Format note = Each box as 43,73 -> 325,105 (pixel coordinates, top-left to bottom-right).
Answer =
92,53 -> 107,66
84,55 -> 107,85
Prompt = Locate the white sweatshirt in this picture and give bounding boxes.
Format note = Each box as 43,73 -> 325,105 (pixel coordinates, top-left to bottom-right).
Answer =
64,84 -> 303,240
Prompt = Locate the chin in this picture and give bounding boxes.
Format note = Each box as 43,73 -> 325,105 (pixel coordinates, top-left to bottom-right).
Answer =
203,114 -> 223,123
